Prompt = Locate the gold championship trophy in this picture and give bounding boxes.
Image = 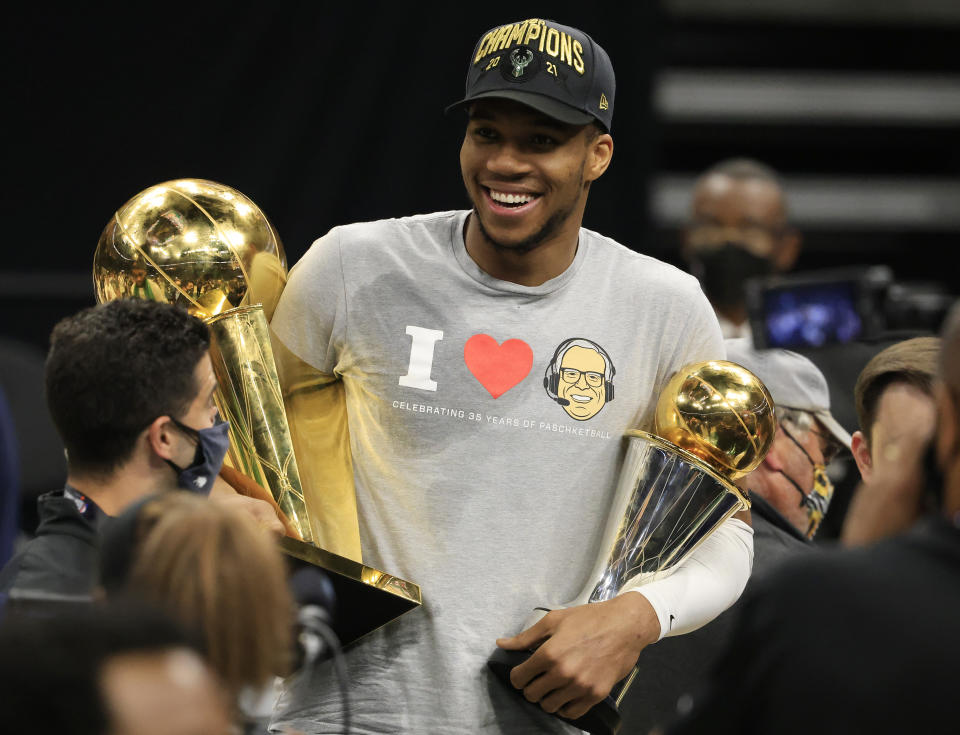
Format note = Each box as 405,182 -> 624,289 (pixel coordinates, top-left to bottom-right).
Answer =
93,178 -> 420,645
488,360 -> 776,734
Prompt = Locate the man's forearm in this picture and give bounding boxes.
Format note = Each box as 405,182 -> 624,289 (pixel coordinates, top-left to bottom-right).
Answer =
620,517 -> 754,639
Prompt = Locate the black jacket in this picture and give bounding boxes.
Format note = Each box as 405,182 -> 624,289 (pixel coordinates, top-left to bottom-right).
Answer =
620,498 -> 811,733
666,515 -> 960,735
0,489 -> 100,611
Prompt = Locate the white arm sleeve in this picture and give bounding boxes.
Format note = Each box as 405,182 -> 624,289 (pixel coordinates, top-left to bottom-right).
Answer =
620,517 -> 754,641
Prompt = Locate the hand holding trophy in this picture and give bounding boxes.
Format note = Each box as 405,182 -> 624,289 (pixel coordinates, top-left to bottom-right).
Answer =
488,359 -> 776,734
93,179 -> 421,644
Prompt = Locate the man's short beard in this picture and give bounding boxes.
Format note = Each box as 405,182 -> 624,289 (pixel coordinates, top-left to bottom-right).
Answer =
473,204 -> 574,255
471,180 -> 585,256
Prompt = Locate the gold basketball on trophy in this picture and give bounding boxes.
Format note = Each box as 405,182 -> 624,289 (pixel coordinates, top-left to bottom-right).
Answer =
654,359 -> 776,481
93,178 -> 312,541
93,178 -> 287,321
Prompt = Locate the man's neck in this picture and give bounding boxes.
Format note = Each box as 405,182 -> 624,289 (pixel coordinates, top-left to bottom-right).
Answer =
941,460 -> 960,526
67,464 -> 174,517
714,303 -> 749,328
463,212 -> 582,287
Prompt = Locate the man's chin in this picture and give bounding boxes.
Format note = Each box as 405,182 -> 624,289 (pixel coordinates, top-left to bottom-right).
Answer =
473,210 -> 548,255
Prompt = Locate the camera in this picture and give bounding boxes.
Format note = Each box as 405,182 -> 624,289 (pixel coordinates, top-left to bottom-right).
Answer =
746,266 -> 954,349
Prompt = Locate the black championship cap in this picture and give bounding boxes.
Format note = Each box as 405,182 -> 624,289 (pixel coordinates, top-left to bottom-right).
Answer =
446,18 -> 616,131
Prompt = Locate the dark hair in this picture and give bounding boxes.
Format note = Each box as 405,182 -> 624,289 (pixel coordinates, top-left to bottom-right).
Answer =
854,336 -> 940,445
584,120 -> 606,142
0,602 -> 200,734
45,299 -> 210,476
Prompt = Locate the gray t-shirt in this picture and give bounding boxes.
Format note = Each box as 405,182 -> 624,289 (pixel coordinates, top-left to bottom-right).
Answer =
270,211 -> 724,734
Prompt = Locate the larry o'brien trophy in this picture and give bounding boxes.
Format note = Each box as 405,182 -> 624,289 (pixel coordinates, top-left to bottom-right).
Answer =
489,360 -> 776,734
93,178 -> 420,645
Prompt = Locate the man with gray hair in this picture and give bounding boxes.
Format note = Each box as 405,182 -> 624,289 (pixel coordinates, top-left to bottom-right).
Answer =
725,337 -> 851,543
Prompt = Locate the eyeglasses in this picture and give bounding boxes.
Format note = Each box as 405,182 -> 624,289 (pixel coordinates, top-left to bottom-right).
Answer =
560,368 -> 604,387
808,428 -> 843,464
781,425 -> 841,466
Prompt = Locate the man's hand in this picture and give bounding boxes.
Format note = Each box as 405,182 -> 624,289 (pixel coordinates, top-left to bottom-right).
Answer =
496,591 -> 660,720
843,434 -> 932,547
209,477 -> 285,538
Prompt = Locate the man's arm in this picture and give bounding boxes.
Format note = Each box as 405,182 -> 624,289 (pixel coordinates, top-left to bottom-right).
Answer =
497,589 -> 660,719
272,333 -> 362,562
209,476 -> 285,538
497,271 -> 740,718
622,516 -> 753,638
842,427 -> 933,547
496,510 -> 753,719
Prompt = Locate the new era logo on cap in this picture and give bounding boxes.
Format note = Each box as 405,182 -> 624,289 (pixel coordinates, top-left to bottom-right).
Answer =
446,18 -> 616,132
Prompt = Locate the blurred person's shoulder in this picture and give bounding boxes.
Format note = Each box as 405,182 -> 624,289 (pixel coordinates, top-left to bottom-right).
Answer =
753,514 -> 960,610
0,489 -> 99,601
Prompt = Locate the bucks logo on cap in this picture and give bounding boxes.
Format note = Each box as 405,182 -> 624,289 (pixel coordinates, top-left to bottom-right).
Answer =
500,47 -> 542,85
509,48 -> 534,78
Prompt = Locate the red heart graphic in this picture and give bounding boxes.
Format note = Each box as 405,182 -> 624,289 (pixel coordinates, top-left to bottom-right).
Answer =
464,334 -> 533,399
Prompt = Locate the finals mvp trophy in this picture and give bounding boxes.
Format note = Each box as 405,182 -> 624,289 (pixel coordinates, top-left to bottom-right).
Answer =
93,178 -> 420,645
489,360 -> 776,734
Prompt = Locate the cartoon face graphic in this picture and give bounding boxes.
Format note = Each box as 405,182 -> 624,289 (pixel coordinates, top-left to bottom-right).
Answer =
544,339 -> 615,421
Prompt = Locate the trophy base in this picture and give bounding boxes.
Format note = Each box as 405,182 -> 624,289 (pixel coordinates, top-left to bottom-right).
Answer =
487,648 -> 622,735
279,536 -> 421,647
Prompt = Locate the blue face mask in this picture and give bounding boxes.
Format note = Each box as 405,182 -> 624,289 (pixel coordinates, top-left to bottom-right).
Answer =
166,417 -> 231,494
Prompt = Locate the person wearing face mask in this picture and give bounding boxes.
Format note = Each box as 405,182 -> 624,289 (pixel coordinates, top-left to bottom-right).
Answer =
0,299 -> 283,614
683,158 -> 801,340
661,305 -> 960,735
724,338 -> 851,543
621,338 -> 850,733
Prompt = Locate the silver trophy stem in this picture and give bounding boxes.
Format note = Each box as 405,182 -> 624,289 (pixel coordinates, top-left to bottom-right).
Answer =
562,430 -> 747,609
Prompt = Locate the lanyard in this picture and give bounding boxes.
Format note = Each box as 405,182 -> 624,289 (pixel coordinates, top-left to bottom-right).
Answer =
63,485 -> 103,523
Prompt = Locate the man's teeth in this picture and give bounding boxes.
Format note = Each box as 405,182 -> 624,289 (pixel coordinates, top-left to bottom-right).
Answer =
489,190 -> 536,205
571,395 -> 592,402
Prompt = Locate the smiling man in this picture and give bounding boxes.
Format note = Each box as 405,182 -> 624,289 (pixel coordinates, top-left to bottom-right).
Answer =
271,18 -> 752,734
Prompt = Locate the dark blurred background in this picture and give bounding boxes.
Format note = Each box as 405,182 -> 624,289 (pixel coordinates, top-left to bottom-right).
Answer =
2,1 -> 959,534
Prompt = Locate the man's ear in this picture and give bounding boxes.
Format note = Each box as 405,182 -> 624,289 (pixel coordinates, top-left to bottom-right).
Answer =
774,227 -> 801,271
761,433 -> 788,473
146,416 -> 178,461
585,133 -> 613,183
851,429 -> 873,483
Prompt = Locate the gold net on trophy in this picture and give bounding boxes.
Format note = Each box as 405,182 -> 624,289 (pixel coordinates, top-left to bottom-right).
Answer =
93,179 -> 421,643
93,178 -> 313,543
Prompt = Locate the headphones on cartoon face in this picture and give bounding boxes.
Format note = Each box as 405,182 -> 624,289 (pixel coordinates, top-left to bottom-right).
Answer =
543,338 -> 616,406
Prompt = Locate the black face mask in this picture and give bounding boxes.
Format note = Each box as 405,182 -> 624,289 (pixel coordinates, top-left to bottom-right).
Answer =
692,243 -> 773,309
164,417 -> 231,494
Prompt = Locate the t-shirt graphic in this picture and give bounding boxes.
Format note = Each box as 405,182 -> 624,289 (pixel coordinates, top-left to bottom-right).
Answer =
463,334 -> 533,399
542,338 -> 616,421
